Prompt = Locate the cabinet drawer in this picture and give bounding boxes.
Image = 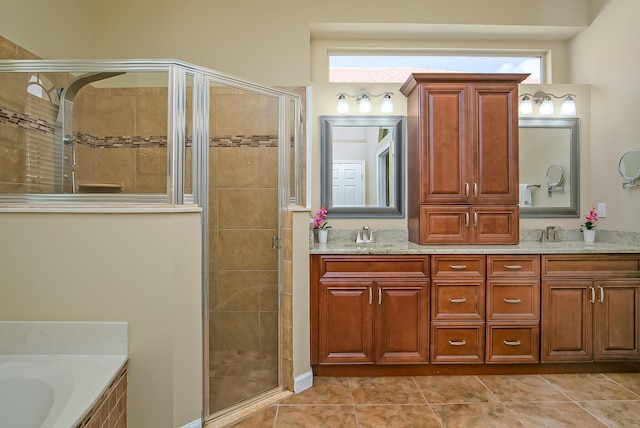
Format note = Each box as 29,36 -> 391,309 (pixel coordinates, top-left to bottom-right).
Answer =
319,255 -> 429,279
486,280 -> 540,321
432,281 -> 484,321
431,323 -> 484,364
432,255 -> 485,278
542,255 -> 640,278
488,255 -> 540,278
486,324 -> 539,363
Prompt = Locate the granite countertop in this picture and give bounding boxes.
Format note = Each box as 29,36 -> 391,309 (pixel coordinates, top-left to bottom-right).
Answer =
310,240 -> 640,255
309,229 -> 640,255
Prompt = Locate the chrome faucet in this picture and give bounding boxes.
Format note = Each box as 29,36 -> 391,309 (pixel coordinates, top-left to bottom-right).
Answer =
545,225 -> 562,242
356,226 -> 374,243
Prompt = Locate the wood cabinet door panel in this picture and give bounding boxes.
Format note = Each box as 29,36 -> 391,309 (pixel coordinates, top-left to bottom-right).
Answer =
419,205 -> 469,244
432,281 -> 485,321
469,84 -> 519,204
541,280 -> 593,362
471,206 -> 519,245
431,323 -> 484,363
420,83 -> 468,204
318,281 -> 374,364
486,324 -> 539,363
487,280 -> 540,321
594,280 -> 640,360
375,281 -> 430,364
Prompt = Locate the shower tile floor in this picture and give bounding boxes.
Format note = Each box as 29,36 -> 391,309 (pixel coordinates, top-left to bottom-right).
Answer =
228,372 -> 640,427
210,350 -> 278,412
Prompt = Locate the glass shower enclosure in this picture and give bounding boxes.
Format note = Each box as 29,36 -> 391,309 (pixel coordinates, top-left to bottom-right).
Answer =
0,59 -> 304,422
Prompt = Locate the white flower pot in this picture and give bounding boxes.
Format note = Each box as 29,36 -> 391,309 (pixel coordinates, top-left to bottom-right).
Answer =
317,229 -> 328,243
583,229 -> 596,243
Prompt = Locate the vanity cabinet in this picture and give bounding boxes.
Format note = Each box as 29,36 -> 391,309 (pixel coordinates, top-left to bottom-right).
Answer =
400,73 -> 526,245
311,255 -> 430,365
541,255 -> 640,362
486,255 -> 541,363
430,255 -> 485,363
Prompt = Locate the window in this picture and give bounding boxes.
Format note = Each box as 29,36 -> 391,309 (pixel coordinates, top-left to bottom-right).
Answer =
329,54 -> 542,83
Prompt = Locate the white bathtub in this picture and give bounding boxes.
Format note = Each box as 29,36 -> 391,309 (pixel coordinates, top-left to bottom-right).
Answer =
0,354 -> 127,428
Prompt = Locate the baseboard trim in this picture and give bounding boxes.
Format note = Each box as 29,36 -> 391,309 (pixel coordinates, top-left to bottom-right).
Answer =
181,418 -> 202,428
293,369 -> 313,393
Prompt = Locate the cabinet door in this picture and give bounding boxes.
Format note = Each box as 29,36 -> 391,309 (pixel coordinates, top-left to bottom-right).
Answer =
419,83 -> 469,204
318,280 -> 374,364
470,206 -> 519,244
594,280 -> 640,360
469,83 -> 519,205
419,205 -> 469,244
375,280 -> 429,364
541,280 -> 593,362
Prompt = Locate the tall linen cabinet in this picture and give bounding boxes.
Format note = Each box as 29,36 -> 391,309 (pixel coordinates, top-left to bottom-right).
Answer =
400,73 -> 528,245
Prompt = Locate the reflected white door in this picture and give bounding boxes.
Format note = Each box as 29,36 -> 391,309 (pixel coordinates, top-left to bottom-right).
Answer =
333,160 -> 365,206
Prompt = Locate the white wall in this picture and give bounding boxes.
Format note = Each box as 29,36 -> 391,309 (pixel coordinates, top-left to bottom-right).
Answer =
570,0 -> 640,232
0,210 -> 203,427
0,0 -> 96,58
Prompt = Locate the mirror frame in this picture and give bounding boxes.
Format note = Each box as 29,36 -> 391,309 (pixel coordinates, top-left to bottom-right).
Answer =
320,115 -> 405,218
519,117 -> 580,218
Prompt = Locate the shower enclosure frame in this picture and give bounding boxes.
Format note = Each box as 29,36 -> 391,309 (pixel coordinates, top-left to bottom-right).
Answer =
0,59 -> 305,423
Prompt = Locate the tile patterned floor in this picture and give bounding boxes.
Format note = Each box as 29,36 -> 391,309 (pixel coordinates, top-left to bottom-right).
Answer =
228,373 -> 640,427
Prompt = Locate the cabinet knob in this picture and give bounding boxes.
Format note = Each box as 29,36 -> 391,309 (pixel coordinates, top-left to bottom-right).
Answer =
448,340 -> 466,346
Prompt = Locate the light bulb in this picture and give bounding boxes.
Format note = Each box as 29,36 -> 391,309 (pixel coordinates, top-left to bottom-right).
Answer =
336,95 -> 349,114
380,94 -> 394,113
358,95 -> 372,113
519,96 -> 533,116
539,97 -> 555,116
560,97 -> 576,116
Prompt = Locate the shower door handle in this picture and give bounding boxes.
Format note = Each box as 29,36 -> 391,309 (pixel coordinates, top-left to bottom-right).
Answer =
271,236 -> 280,249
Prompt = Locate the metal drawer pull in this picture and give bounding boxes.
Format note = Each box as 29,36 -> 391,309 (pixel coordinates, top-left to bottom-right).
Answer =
504,298 -> 522,304
464,212 -> 469,228
599,286 -> 604,303
589,286 -> 595,304
449,298 -> 467,303
368,287 -> 372,305
378,288 -> 382,304
449,265 -> 467,270
473,211 -> 478,227
504,340 -> 521,346
504,265 -> 522,270
473,182 -> 478,197
465,182 -> 469,198
448,340 -> 466,346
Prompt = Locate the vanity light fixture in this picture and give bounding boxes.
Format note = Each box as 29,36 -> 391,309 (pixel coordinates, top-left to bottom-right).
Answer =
519,91 -> 577,117
335,90 -> 394,114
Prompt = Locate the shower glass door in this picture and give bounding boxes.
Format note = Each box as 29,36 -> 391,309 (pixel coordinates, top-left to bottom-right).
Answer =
206,83 -> 281,414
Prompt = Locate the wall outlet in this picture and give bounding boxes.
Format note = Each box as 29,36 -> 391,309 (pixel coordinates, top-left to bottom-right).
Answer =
597,202 -> 606,218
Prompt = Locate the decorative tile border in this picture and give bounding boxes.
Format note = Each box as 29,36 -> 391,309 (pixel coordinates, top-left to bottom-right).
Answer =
1,105 -> 278,148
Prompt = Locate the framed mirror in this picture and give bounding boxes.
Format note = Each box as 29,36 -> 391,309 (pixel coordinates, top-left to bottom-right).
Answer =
519,118 -> 580,218
320,115 -> 405,218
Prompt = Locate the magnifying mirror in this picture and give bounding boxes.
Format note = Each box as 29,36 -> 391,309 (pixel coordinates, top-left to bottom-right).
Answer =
546,164 -> 564,186
618,150 -> 640,188
546,164 -> 564,197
